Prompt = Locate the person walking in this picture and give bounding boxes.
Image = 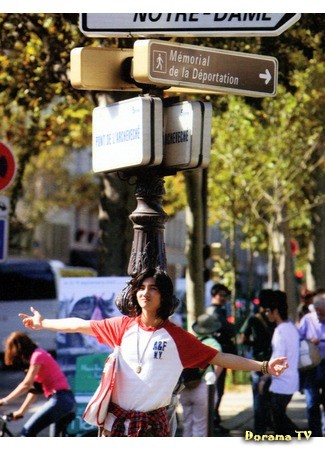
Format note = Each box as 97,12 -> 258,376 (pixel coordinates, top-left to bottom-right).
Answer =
296,286 -> 316,323
297,292 -> 325,436
239,289 -> 276,434
0,331 -> 76,436
263,290 -> 300,436
206,282 -> 237,434
18,267 -> 289,437
179,313 -> 222,437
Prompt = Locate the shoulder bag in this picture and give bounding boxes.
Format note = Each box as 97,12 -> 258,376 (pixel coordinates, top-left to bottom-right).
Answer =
82,346 -> 120,427
82,318 -> 129,427
298,339 -> 322,371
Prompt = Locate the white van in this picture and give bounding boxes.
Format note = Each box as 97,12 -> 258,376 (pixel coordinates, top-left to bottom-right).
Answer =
0,258 -> 60,357
0,258 -> 97,359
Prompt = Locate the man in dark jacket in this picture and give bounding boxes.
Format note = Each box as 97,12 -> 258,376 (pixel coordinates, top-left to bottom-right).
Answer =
206,283 -> 237,434
239,289 -> 276,434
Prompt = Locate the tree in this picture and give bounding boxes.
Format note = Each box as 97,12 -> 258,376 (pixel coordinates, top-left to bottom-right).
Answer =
0,14 -> 93,236
0,13 -> 136,274
209,76 -> 323,319
1,14 -> 323,314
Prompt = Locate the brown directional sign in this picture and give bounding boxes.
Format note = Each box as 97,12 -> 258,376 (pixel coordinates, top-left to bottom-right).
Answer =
133,40 -> 278,97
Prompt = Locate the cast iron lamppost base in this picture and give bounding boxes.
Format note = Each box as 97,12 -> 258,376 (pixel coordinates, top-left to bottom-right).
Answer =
115,167 -> 174,314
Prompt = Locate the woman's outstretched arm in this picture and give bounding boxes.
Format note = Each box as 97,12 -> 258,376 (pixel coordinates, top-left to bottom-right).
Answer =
19,307 -> 94,335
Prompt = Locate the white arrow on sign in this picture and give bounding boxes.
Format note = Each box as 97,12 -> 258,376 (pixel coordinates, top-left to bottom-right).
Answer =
259,69 -> 272,85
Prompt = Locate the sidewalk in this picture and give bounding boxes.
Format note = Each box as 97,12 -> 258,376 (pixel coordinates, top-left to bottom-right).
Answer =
221,384 -> 309,437
176,383 -> 310,437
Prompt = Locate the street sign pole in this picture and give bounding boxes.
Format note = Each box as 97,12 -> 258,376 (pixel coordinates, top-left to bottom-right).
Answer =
71,19 -> 289,313
0,196 -> 10,262
132,39 -> 278,97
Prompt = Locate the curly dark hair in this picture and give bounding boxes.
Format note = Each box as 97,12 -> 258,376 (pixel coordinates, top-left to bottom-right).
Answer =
116,268 -> 179,321
4,331 -> 38,367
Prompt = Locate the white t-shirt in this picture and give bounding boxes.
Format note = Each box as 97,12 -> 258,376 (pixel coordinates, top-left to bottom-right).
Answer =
269,321 -> 300,395
91,316 -> 218,431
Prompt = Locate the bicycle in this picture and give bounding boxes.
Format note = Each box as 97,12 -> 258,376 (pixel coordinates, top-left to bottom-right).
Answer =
0,413 -> 15,437
0,410 -> 76,437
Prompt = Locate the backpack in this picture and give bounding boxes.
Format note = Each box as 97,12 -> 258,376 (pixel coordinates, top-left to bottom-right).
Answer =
180,367 -> 206,389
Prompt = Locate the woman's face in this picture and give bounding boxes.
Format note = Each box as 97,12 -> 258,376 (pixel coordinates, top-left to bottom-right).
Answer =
136,277 -> 162,314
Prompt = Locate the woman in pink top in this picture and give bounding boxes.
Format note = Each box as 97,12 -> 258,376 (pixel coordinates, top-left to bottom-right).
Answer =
0,332 -> 76,436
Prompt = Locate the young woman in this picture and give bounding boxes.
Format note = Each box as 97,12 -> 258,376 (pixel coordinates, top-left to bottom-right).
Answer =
0,332 -> 76,436
18,267 -> 288,437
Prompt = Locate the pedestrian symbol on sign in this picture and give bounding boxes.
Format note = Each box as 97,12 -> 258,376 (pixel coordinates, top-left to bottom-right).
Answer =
153,50 -> 167,74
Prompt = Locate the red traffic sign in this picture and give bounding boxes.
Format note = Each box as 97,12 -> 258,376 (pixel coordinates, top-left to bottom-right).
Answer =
0,142 -> 17,192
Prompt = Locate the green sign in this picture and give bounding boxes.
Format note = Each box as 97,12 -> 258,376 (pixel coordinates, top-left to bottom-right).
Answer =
75,352 -> 109,395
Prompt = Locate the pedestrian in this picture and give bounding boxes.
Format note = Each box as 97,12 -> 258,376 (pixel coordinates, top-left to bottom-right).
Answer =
19,267 -> 289,437
206,282 -> 237,434
263,290 -> 300,436
297,292 -> 325,436
179,313 -> 222,437
0,331 -> 76,437
239,289 -> 276,434
296,286 -> 315,323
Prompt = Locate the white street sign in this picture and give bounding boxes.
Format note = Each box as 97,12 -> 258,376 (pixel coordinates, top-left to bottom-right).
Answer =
80,13 -> 301,37
163,101 -> 212,170
92,97 -> 163,173
163,102 -> 202,169
200,102 -> 213,168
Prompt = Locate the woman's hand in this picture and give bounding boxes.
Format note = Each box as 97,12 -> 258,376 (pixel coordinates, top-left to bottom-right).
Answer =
12,411 -> 24,420
267,357 -> 288,376
19,307 -> 43,330
0,398 -> 7,407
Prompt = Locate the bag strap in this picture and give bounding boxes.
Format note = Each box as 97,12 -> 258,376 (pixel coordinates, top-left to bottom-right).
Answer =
255,313 -> 269,329
199,335 -> 215,373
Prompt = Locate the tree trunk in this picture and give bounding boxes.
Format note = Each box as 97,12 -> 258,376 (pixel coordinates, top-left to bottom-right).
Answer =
229,218 -> 237,320
277,204 -> 298,320
267,222 -> 275,288
97,172 -> 135,276
184,170 -> 205,332
307,146 -> 325,290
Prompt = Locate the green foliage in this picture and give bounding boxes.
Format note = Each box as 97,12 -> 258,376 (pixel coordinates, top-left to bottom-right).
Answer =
0,13 -> 323,287
163,172 -> 187,217
0,13 -> 97,228
208,56 -> 323,283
